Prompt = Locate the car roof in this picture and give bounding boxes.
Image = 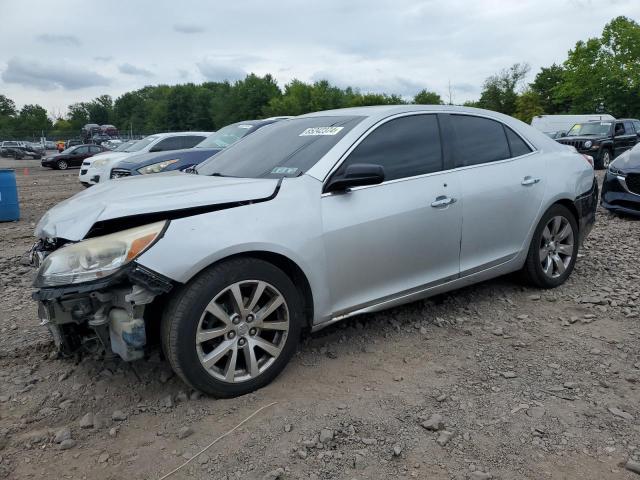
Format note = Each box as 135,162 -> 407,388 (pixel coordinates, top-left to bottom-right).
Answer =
298,104 -> 523,123
149,131 -> 212,138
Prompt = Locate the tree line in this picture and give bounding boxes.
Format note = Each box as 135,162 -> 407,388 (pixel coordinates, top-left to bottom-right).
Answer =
0,16 -> 637,141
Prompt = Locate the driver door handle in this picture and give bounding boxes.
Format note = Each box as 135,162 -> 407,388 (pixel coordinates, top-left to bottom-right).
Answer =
521,176 -> 541,186
431,195 -> 456,208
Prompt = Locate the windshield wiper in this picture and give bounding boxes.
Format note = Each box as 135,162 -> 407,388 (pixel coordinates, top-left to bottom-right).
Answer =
184,166 -> 199,175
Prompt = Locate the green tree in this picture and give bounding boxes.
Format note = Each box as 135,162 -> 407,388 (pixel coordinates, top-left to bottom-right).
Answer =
413,89 -> 443,105
476,63 -> 530,115
530,64 -> 570,114
514,89 -> 544,124
0,94 -> 17,116
558,16 -> 640,117
86,95 -> 113,125
17,104 -> 52,136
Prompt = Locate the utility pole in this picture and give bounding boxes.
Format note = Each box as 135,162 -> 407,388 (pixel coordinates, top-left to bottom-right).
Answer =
448,80 -> 454,105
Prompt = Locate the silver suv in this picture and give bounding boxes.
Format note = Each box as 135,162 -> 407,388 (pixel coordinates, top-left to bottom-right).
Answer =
32,106 -> 597,397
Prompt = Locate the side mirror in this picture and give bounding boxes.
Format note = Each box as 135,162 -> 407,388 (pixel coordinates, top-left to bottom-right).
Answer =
149,146 -> 162,152
325,163 -> 385,193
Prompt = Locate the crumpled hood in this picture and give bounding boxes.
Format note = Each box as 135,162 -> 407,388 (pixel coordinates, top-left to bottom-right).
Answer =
35,172 -> 280,241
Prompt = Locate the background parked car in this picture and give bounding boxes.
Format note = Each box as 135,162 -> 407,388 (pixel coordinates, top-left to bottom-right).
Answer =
79,131 -> 211,186
0,140 -> 25,157
103,139 -> 123,150
601,143 -> 640,216
100,124 -> 119,137
64,139 -> 82,150
41,144 -> 106,170
531,114 -> 615,135
110,119 -> 284,179
555,119 -> 640,169
0,144 -> 42,159
81,123 -> 101,142
91,133 -> 112,145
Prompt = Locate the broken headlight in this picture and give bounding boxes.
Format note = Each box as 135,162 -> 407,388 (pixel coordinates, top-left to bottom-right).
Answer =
35,221 -> 167,287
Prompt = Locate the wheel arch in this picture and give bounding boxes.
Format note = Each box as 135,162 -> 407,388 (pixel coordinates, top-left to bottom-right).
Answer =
552,198 -> 580,231
191,250 -> 315,329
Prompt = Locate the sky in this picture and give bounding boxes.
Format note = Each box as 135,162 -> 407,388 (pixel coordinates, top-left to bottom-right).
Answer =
0,0 -> 638,117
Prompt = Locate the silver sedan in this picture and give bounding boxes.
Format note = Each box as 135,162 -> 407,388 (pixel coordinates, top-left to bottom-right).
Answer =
33,105 -> 598,397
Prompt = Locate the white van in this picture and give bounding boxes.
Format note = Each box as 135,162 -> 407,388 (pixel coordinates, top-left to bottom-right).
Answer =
531,114 -> 615,137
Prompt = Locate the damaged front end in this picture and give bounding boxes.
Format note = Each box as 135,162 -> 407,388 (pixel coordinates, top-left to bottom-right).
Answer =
31,221 -> 173,361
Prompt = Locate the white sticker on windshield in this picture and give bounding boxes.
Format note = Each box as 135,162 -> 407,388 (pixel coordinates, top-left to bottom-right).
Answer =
237,125 -> 253,129
299,127 -> 344,136
271,167 -> 299,175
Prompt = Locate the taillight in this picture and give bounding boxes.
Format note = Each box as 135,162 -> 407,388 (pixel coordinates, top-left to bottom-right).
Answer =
581,154 -> 594,168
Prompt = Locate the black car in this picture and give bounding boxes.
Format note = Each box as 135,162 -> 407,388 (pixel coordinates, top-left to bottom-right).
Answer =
91,133 -> 112,145
601,144 -> 640,217
556,119 -> 640,170
42,144 -> 106,170
0,143 -> 42,159
109,118 -> 286,179
64,139 -> 83,150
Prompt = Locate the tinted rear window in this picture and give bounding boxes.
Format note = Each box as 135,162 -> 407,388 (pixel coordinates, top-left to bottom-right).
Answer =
451,115 -> 510,166
505,127 -> 532,157
196,116 -> 364,178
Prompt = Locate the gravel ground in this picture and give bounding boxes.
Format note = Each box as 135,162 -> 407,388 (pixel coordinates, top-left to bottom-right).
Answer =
0,159 -> 639,480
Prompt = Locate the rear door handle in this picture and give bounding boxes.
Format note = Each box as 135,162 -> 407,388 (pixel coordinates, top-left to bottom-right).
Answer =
521,176 -> 541,186
431,195 -> 456,208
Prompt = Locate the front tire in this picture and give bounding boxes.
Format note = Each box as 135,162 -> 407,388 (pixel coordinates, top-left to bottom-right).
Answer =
522,204 -> 579,288
161,258 -> 303,397
56,160 -> 68,170
595,149 -> 611,170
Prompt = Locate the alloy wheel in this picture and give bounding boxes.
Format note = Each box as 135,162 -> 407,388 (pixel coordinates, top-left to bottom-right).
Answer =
602,151 -> 611,168
195,280 -> 289,383
539,215 -> 574,278
57,160 -> 68,170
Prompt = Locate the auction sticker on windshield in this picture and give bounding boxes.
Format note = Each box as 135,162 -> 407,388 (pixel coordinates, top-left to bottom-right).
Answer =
299,127 -> 344,136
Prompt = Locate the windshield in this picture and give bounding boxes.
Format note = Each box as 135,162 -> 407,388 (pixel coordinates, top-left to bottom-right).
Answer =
113,141 -> 136,152
196,123 -> 256,149
60,146 -> 78,154
124,135 -> 159,152
196,116 -> 364,178
567,122 -> 612,136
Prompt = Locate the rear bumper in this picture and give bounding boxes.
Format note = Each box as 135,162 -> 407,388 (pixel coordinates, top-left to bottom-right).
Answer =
574,178 -> 598,244
601,171 -> 640,216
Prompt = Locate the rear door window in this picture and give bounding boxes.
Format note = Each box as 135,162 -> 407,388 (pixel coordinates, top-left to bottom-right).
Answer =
450,115 -> 510,167
180,135 -> 207,149
504,127 -> 532,157
335,114 -> 443,181
153,137 -> 182,152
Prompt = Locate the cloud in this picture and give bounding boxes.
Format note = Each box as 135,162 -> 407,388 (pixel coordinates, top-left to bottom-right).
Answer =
197,58 -> 247,82
118,63 -> 153,77
36,33 -> 81,46
173,23 -> 205,34
94,56 -> 113,62
2,58 -> 110,90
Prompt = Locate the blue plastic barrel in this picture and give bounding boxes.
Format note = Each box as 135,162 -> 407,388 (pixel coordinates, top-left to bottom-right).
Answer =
0,169 -> 20,222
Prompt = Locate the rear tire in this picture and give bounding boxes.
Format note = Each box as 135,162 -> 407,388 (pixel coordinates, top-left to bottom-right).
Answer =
521,204 -> 579,288
161,258 -> 303,397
